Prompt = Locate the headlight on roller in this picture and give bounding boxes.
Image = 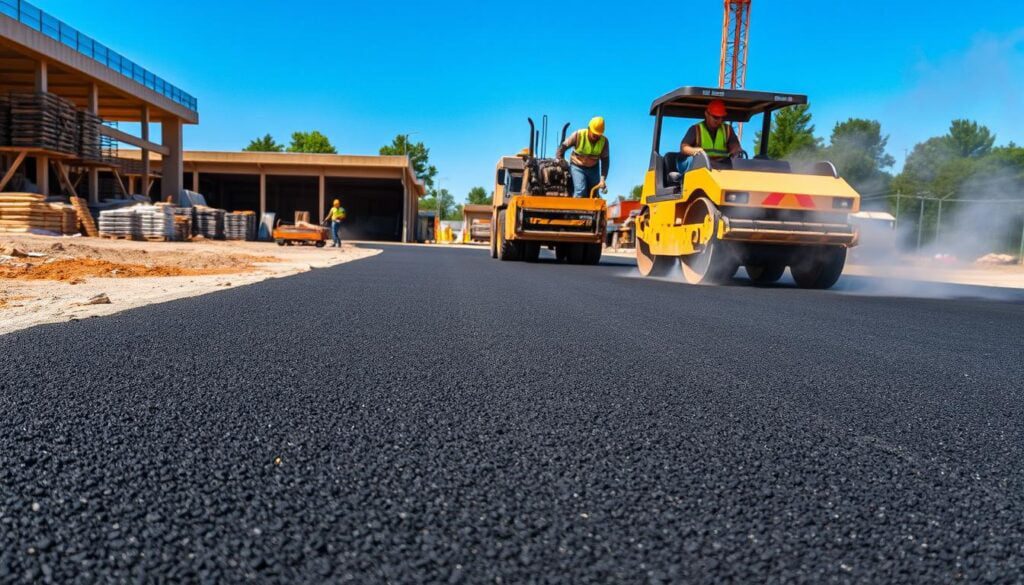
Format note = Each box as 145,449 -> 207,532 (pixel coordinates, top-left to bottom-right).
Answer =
832,197 -> 855,210
724,191 -> 749,204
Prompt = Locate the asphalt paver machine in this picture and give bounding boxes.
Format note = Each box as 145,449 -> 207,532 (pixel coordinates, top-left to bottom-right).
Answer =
489,119 -> 607,264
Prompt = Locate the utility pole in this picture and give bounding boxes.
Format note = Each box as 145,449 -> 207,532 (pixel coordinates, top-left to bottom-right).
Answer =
894,191 -> 901,230
916,197 -> 925,252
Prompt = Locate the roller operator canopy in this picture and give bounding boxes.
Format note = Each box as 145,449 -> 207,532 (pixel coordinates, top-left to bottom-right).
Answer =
650,87 -> 808,122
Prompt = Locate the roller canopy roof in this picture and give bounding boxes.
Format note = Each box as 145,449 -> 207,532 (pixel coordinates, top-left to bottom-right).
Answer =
650,87 -> 808,122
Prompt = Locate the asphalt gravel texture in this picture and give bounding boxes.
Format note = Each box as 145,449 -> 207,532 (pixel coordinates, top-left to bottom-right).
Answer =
2,244 -> 1024,584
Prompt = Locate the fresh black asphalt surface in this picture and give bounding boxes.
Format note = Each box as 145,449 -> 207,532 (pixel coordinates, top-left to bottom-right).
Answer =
2,244 -> 1024,583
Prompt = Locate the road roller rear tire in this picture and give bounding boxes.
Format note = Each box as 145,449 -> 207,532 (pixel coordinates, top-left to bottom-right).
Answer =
583,243 -> 602,265
497,211 -> 521,261
791,247 -> 846,289
523,242 -> 541,263
746,263 -> 786,284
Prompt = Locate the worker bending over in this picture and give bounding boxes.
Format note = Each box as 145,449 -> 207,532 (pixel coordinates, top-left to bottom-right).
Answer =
556,117 -> 609,198
323,199 -> 347,247
679,100 -> 743,172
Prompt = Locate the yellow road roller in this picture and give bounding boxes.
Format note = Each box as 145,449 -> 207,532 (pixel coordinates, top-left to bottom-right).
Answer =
635,87 -> 860,288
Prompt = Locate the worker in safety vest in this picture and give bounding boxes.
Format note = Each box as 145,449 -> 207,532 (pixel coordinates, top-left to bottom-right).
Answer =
679,100 -> 742,171
323,199 -> 347,247
555,116 -> 609,198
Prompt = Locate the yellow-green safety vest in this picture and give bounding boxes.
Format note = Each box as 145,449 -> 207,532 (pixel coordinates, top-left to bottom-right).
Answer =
329,206 -> 346,220
575,130 -> 607,159
697,122 -> 731,158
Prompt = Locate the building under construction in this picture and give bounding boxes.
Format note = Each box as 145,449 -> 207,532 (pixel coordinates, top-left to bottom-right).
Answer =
0,2 -> 425,242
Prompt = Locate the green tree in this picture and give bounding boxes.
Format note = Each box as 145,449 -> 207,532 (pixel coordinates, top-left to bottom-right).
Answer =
287,131 -> 337,154
243,134 -> 284,152
380,135 -> 438,189
630,184 -> 643,200
754,104 -> 822,160
946,119 -> 995,158
825,119 -> 894,194
466,186 -> 490,205
421,188 -> 457,220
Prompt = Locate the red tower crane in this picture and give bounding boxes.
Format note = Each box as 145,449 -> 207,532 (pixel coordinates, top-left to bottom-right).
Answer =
718,0 -> 752,91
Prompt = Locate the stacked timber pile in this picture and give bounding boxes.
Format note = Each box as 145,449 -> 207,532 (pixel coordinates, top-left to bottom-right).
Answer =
224,211 -> 256,240
0,94 -> 9,146
8,92 -> 80,155
0,193 -> 77,235
77,110 -> 102,161
193,206 -> 225,240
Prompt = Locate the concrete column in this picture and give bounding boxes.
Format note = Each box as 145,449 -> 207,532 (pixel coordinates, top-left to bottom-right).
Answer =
87,83 -> 100,203
34,60 -> 47,92
259,172 -> 266,217
140,105 -> 150,196
34,61 -> 48,195
401,173 -> 409,242
318,172 -> 325,221
127,176 -> 135,194
192,170 -> 199,193
160,117 -> 183,201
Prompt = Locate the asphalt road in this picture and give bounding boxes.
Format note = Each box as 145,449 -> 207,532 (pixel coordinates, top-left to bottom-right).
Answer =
2,244 -> 1024,583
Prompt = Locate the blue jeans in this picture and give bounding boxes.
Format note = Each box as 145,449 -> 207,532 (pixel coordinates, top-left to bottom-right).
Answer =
570,164 -> 601,198
331,220 -> 342,246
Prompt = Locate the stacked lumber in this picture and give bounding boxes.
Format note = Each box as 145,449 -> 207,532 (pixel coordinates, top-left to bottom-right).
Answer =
77,110 -> 102,161
225,211 -> 256,241
193,206 -> 225,240
8,92 -> 80,155
0,193 -> 77,235
0,94 -> 9,146
68,196 -> 98,237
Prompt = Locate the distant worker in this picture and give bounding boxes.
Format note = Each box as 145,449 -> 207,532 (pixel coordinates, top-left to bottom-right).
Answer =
323,198 -> 347,248
555,116 -> 609,198
679,99 -> 743,171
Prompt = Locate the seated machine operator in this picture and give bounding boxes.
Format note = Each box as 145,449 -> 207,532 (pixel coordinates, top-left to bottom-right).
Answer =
677,99 -> 743,174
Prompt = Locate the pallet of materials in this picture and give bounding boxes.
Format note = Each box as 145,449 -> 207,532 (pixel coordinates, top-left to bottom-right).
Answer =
192,206 -> 225,240
0,193 -> 77,235
98,204 -> 184,241
172,207 -> 192,241
225,211 -> 256,241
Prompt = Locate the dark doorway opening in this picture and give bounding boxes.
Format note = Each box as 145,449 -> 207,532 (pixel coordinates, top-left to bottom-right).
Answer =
267,175 -> 318,224
326,178 -> 403,241
195,173 -> 259,212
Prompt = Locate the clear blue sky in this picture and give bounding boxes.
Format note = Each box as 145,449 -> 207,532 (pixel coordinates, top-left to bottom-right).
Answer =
41,0 -> 1024,200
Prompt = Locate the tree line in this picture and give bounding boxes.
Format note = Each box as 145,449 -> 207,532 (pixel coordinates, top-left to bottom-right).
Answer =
245,115 -> 1024,241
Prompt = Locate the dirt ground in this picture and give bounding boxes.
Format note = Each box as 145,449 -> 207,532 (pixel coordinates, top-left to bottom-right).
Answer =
0,235 -> 379,335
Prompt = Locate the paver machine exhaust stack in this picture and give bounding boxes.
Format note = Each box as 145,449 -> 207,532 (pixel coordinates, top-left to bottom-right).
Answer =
489,119 -> 607,264
635,87 -> 861,289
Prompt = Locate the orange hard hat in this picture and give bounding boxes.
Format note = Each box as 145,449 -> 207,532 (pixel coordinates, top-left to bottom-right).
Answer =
707,100 -> 728,117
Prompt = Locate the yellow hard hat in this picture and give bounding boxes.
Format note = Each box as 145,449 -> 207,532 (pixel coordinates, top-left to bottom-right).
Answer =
333,199 -> 340,206
588,116 -> 605,136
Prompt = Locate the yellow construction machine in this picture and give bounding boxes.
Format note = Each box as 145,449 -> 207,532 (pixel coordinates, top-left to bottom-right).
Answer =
489,119 -> 607,264
635,87 -> 860,288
